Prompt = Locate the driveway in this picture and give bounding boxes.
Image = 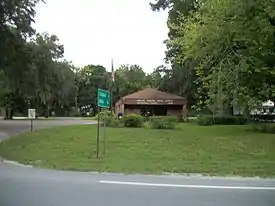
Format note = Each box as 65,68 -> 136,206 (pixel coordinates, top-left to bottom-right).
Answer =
0,118 -> 96,141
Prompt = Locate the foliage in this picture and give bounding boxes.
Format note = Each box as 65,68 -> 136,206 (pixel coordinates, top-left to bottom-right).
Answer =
151,0 -> 275,114
182,0 -> 275,114
150,0 -> 201,109
147,63 -> 197,109
197,115 -> 248,126
2,0 -> 274,122
95,110 -> 115,120
0,0 -> 78,118
0,0 -> 193,119
112,64 -> 149,103
1,0 -> 42,117
66,107 -> 82,117
77,65 -> 110,116
123,114 -> 144,128
104,116 -> 124,128
149,116 -> 178,129
197,116 -> 214,126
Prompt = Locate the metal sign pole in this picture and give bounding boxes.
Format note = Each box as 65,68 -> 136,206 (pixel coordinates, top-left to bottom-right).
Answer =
103,109 -> 107,156
31,119 -> 33,132
97,88 -> 110,159
96,107 -> 101,159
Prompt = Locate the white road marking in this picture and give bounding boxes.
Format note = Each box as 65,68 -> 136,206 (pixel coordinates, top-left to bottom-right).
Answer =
99,180 -> 275,190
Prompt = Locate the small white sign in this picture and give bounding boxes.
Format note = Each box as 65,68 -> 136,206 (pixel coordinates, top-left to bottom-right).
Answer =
28,109 -> 36,119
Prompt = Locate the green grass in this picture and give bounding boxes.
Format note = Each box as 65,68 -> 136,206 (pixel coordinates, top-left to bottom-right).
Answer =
0,124 -> 274,177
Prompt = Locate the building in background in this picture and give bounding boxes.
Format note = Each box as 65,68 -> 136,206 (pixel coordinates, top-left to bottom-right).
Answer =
115,88 -> 187,119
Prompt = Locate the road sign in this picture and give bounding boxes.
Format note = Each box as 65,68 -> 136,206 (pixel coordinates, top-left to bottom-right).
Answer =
28,109 -> 36,119
97,88 -> 110,108
28,109 -> 36,132
96,88 -> 110,159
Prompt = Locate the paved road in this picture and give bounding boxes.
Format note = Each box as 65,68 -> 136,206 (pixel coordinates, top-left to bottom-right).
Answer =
0,118 -> 274,206
0,118 -> 95,141
0,162 -> 275,206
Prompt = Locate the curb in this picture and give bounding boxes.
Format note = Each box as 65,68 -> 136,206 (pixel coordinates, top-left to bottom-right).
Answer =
0,157 -> 270,180
0,157 -> 33,168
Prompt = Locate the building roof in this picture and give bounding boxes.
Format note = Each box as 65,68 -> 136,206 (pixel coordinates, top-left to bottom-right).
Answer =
122,88 -> 185,100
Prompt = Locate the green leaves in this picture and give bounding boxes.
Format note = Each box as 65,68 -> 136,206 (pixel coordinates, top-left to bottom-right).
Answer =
1,0 -> 43,37
170,0 -> 275,114
112,65 -> 147,101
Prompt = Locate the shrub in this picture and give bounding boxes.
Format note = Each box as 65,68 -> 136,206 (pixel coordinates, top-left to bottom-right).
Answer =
108,116 -> 124,128
186,117 -> 198,124
197,115 -> 214,125
95,111 -> 115,120
217,116 -> 239,125
68,107 -> 82,117
251,123 -> 275,134
123,114 -> 144,128
101,116 -> 124,128
197,115 -> 248,126
177,115 -> 186,123
236,115 -> 248,124
149,116 -> 178,129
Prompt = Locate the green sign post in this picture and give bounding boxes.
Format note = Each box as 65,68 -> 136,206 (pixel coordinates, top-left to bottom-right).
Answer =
97,88 -> 110,108
96,88 -> 110,159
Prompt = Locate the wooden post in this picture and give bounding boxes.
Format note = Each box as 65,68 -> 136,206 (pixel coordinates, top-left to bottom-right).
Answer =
182,105 -> 187,120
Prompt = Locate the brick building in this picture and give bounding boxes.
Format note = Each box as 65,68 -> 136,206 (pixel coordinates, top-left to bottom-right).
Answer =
115,88 -> 187,119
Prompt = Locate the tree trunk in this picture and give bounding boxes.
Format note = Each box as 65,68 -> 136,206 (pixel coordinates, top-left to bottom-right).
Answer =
4,108 -> 13,120
227,106 -> 234,116
4,108 -> 8,119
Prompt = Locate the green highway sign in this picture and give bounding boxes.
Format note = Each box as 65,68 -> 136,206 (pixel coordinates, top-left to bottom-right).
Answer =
97,88 -> 110,108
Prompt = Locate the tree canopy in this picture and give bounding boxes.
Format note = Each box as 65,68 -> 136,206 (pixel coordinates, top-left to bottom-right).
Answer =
1,0 -> 274,118
151,0 -> 275,115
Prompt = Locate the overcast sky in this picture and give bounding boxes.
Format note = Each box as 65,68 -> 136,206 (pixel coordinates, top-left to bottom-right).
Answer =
33,0 -> 169,73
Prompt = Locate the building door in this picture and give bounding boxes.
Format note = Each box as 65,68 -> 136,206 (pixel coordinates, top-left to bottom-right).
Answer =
153,106 -> 167,116
140,106 -> 154,116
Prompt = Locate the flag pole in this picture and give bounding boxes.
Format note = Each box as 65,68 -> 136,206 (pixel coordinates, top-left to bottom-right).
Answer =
110,59 -> 114,112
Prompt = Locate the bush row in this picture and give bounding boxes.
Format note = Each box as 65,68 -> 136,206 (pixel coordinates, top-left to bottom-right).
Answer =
197,115 -> 248,126
102,114 -> 180,129
95,111 -> 115,120
251,123 -> 275,134
149,116 -> 178,129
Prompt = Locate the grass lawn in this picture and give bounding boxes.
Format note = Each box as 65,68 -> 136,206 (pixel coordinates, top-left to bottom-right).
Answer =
0,124 -> 274,177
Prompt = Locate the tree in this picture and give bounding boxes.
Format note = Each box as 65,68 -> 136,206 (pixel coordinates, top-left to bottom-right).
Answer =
0,0 -> 43,88
112,65 -> 148,103
150,0 -> 200,61
151,0 -> 200,109
77,65 -> 109,116
0,0 -> 44,118
0,0 -> 42,36
0,29 -> 79,118
181,0 -> 275,115
146,66 -> 164,89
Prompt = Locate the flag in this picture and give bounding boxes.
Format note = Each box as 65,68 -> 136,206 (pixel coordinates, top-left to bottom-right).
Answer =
111,59 -> 115,82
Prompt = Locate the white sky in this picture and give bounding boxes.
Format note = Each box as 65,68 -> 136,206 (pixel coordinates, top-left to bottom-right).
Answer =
33,0 -> 169,73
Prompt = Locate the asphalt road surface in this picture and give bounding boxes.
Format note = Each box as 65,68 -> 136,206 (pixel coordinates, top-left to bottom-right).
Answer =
0,163 -> 275,206
0,118 -> 95,141
0,118 -> 275,206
